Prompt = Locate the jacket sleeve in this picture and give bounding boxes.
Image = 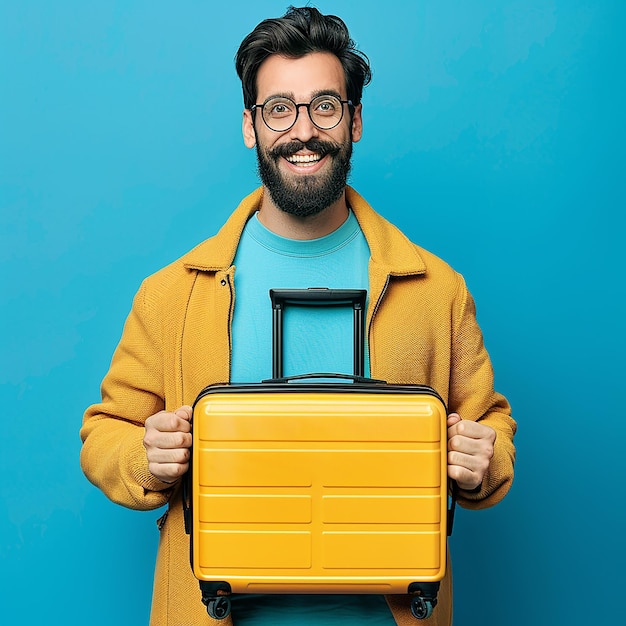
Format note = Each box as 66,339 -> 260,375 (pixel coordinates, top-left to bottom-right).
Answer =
80,280 -> 174,510
449,275 -> 517,510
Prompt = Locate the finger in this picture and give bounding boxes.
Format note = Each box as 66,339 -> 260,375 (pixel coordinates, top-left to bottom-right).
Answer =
450,419 -> 496,444
448,433 -> 494,474
448,448 -> 486,471
454,419 -> 479,438
144,427 -> 192,454
448,433 -> 489,455
448,447 -> 490,480
147,410 -> 191,433
147,445 -> 191,465
146,429 -> 192,450
148,461 -> 190,484
447,462 -> 481,491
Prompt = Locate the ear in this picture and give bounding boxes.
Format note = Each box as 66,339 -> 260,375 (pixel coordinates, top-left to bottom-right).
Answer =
242,109 -> 256,148
351,103 -> 363,143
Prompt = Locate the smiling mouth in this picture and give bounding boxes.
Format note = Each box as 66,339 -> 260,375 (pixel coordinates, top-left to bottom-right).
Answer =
285,153 -> 323,166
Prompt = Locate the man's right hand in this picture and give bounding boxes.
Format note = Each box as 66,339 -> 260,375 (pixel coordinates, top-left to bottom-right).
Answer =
143,405 -> 193,484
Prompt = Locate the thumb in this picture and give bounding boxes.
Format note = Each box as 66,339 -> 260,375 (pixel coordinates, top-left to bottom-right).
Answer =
174,405 -> 193,421
447,412 -> 462,427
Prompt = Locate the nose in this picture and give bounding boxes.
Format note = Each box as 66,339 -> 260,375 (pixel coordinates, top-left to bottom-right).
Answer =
288,104 -> 319,142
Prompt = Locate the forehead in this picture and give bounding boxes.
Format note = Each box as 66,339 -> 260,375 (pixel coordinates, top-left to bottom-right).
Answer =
255,52 -> 347,102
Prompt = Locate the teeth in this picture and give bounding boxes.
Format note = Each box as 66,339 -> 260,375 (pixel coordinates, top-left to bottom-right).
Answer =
286,153 -> 322,165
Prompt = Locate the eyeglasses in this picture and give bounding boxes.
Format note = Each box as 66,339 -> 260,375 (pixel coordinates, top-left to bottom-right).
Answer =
250,94 -> 353,132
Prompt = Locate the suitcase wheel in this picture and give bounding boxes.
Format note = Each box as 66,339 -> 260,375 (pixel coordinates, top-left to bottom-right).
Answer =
205,596 -> 231,620
411,596 -> 435,620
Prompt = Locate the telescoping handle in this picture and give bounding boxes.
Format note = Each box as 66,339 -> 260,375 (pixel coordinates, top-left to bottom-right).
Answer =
269,288 -> 367,379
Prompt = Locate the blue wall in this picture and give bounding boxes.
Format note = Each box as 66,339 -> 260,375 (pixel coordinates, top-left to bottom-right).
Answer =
1,1 -> 624,624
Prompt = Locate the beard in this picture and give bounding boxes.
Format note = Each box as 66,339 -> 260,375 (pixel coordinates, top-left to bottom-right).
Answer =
256,138 -> 353,218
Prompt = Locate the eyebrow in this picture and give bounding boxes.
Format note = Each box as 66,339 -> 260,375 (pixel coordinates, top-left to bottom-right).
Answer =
263,89 -> 344,103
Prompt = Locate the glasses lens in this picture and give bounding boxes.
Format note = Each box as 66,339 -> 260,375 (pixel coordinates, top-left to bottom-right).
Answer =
309,94 -> 344,129
262,97 -> 297,132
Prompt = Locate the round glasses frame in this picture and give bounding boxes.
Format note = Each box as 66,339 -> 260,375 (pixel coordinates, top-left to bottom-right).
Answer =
250,94 -> 354,132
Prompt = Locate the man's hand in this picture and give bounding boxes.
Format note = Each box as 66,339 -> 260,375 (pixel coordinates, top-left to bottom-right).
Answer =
447,413 -> 495,491
143,406 -> 193,484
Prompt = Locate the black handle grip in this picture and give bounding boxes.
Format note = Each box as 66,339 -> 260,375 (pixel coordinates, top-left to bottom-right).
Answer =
270,288 -> 367,307
262,372 -> 386,384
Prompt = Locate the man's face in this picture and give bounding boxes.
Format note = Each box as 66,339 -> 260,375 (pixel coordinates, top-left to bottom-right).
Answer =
243,52 -> 363,218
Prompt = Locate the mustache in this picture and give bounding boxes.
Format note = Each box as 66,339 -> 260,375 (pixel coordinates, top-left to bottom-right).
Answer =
269,139 -> 342,160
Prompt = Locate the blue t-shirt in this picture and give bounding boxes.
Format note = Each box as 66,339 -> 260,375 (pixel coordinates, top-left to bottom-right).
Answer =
231,210 -> 371,382
229,211 -> 395,625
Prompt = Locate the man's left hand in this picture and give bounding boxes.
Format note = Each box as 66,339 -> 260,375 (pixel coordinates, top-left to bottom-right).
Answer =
447,413 -> 496,491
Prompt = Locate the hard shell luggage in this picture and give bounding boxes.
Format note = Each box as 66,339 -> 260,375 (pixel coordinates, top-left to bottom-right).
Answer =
185,289 -> 454,620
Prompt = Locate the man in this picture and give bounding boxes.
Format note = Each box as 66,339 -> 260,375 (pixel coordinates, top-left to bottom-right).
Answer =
81,7 -> 516,626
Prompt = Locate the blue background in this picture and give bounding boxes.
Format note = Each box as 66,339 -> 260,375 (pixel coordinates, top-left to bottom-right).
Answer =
1,1 -> 624,624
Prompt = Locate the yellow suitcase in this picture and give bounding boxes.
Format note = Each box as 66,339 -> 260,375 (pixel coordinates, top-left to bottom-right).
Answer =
186,289 -> 453,621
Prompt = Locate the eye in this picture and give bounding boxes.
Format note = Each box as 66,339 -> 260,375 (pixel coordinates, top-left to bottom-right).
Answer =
313,96 -> 340,116
264,98 -> 294,119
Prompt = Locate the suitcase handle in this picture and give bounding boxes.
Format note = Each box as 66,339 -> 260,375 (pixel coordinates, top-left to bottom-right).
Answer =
270,288 -> 367,379
263,372 -> 386,384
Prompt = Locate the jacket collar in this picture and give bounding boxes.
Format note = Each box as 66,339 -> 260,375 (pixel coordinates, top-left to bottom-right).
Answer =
346,187 -> 426,277
183,187 -> 263,272
183,186 -> 427,277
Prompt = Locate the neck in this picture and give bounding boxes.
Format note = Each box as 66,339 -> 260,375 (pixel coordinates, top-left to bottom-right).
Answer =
257,190 -> 350,240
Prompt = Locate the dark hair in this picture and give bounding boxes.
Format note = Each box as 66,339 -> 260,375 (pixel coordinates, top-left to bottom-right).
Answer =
235,6 -> 372,109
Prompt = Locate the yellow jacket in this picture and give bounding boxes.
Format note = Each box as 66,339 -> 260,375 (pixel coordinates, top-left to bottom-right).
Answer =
81,187 -> 516,626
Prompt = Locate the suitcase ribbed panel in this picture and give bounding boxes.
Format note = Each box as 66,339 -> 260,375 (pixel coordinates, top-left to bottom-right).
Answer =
192,387 -> 448,593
